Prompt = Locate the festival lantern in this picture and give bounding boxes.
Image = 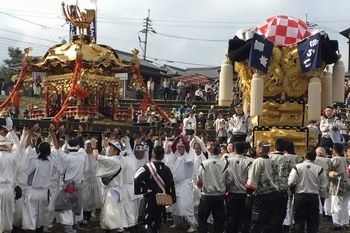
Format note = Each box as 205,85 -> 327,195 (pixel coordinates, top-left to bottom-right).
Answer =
218,55 -> 233,106
308,77 -> 321,122
332,59 -> 345,103
250,71 -> 264,116
321,71 -> 332,109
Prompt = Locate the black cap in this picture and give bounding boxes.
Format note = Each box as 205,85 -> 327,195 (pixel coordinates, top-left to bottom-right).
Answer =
66,138 -> 80,151
68,139 -> 79,147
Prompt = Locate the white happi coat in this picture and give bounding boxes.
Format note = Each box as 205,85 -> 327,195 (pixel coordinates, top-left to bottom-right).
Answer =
0,148 -> 19,232
82,153 -> 101,212
167,150 -> 195,216
96,154 -> 127,230
22,146 -> 54,230
121,153 -> 147,227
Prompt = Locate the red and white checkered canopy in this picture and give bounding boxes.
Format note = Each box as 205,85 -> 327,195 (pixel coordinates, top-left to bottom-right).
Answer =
254,15 -> 311,46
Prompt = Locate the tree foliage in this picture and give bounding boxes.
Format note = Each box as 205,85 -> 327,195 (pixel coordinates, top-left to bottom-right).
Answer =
0,47 -> 24,83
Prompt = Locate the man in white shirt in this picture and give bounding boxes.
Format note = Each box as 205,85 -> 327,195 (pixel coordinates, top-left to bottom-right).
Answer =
183,111 -> 197,135
147,77 -> 155,99
177,80 -> 186,101
228,103 -> 252,143
197,142 -> 230,233
288,149 -> 327,233
319,106 -> 342,148
204,83 -> 212,101
226,141 -> 253,233
213,112 -> 228,144
194,88 -> 204,101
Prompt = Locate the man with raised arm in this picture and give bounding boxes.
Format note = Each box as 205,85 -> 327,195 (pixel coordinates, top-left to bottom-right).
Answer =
90,137 -> 127,233
49,123 -> 88,233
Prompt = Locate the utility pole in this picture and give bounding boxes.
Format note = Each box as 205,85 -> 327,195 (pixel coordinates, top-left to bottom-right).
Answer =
139,9 -> 155,60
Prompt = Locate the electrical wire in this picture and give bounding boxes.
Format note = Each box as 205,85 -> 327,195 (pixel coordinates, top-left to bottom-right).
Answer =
0,11 -> 54,29
0,29 -> 58,44
1,5 -> 349,68
154,31 -> 228,42
147,56 -> 215,67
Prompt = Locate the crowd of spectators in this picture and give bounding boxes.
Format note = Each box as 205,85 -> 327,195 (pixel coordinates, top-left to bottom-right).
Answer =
144,77 -> 219,102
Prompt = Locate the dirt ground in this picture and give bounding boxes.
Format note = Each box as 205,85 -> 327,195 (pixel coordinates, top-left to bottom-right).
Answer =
51,215 -> 350,233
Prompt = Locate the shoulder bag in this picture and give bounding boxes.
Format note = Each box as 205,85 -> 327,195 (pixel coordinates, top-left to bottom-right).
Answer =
146,162 -> 173,206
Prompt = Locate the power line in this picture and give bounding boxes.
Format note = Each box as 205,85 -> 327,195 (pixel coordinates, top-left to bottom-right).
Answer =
0,11 -> 53,29
147,56 -> 214,67
0,28 -> 59,44
0,36 -> 50,49
154,31 -> 227,42
2,7 -> 350,28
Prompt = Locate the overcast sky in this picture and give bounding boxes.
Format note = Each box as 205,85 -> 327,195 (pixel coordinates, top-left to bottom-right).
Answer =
1,0 -> 350,70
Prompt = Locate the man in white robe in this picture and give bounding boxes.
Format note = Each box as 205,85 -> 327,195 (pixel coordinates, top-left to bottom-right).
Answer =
82,140 -> 101,223
21,126 -> 55,232
91,138 -> 127,233
0,134 -> 18,233
189,134 -> 208,221
49,124 -> 87,233
122,144 -> 147,233
168,135 -> 197,233
0,117 -> 19,232
9,121 -> 27,232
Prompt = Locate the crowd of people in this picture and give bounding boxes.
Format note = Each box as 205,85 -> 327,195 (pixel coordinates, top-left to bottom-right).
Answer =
2,98 -> 350,233
0,105 -> 348,233
144,77 -> 220,102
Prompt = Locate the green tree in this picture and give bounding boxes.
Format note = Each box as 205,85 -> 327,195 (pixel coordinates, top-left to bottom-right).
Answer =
0,46 -> 25,84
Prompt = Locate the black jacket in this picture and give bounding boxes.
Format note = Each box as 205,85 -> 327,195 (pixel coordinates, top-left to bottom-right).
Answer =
134,161 -> 176,204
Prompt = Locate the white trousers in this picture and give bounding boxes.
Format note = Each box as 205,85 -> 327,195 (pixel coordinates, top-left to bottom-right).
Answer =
58,209 -> 82,226
324,197 -> 332,216
22,187 -> 50,230
283,196 -> 294,226
332,194 -> 350,226
0,184 -> 15,232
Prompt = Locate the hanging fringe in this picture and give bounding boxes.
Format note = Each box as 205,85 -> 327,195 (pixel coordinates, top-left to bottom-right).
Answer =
52,59 -> 86,126
0,64 -> 28,111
